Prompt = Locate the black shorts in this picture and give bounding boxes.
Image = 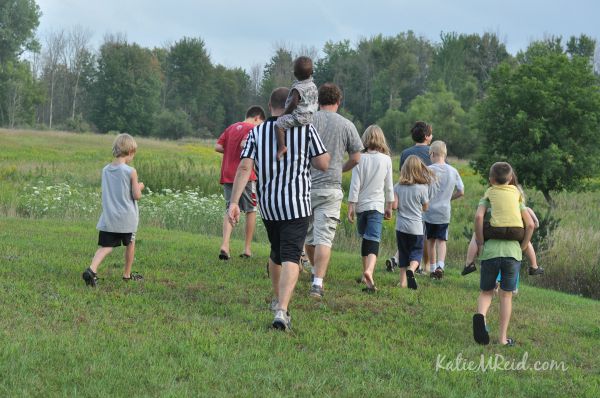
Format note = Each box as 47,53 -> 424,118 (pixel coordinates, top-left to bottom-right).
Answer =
263,217 -> 309,265
425,223 -> 449,241
98,231 -> 135,247
396,231 -> 424,268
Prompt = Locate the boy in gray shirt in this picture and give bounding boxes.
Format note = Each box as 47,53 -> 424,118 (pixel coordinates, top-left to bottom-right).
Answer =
82,133 -> 145,287
423,141 -> 464,279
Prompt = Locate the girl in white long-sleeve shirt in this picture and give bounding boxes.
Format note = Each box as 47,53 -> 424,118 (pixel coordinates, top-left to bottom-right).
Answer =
347,125 -> 395,292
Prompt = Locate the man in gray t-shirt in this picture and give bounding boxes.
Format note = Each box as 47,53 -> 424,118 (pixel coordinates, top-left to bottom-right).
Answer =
305,83 -> 363,298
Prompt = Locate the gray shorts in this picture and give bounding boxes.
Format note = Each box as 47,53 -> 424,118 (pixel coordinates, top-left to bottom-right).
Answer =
223,182 -> 257,213
305,188 -> 343,247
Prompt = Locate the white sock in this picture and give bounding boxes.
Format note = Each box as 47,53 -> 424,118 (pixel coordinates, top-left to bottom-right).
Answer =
313,277 -> 323,287
437,261 -> 445,270
311,266 -> 315,275
430,263 -> 436,271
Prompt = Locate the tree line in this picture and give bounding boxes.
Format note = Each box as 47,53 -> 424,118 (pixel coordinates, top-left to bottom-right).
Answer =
2,1 -> 600,199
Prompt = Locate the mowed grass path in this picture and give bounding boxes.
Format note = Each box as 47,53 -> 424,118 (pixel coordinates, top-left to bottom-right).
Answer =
1,218 -> 599,397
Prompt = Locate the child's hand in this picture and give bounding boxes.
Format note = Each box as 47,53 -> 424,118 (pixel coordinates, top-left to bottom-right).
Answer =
347,203 -> 355,223
384,208 -> 392,220
139,182 -> 145,191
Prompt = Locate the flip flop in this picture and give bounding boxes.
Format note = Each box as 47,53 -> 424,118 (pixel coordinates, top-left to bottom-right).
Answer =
503,338 -> 515,347
473,313 -> 490,345
218,250 -> 230,260
361,286 -> 378,293
406,270 -> 418,290
239,253 -> 252,258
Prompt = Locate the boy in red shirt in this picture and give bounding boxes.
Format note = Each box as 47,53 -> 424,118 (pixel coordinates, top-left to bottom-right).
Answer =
215,106 -> 265,260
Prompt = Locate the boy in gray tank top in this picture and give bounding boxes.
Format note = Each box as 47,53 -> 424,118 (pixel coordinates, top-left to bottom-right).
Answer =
82,133 -> 145,287
275,56 -> 318,159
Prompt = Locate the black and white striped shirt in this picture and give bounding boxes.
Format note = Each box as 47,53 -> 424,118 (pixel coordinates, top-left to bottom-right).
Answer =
241,117 -> 327,221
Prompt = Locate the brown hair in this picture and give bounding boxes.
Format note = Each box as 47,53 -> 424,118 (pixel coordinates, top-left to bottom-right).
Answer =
293,56 -> 313,80
318,83 -> 342,106
361,125 -> 391,155
489,162 -> 513,185
399,155 -> 436,185
245,105 -> 266,120
411,121 -> 432,143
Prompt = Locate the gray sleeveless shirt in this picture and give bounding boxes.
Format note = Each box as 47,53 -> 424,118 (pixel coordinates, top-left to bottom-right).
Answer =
96,163 -> 139,233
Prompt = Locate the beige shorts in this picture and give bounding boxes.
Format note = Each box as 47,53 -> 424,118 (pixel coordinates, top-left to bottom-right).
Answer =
305,189 -> 343,247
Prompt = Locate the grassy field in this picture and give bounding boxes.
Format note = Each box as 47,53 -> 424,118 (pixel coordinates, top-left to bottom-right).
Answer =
1,218 -> 599,397
1,128 -> 598,298
1,128 -> 600,395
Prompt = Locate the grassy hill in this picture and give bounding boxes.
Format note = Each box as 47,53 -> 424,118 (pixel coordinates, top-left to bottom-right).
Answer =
1,218 -> 599,397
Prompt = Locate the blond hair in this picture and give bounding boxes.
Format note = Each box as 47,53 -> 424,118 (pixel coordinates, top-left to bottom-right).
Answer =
429,140 -> 447,158
112,133 -> 137,158
361,124 -> 391,155
400,155 -> 436,185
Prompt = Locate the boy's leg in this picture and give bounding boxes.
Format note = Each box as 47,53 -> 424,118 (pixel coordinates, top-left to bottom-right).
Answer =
123,241 -> 135,278
399,268 -> 407,288
437,239 -> 447,268
498,290 -> 513,344
220,212 -> 233,255
276,127 -> 287,159
269,258 -> 281,301
90,247 -> 113,273
243,211 -> 256,256
426,238 -> 436,271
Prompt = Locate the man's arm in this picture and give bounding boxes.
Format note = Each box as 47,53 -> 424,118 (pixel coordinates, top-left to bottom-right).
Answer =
520,207 -> 535,251
342,152 -> 361,172
227,158 -> 253,225
451,190 -> 464,200
215,143 -> 225,153
311,153 -> 330,171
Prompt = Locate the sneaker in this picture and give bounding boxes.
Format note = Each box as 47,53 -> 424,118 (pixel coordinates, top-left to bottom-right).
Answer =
82,267 -> 98,287
528,266 -> 544,276
434,267 -> 444,279
415,267 -> 424,276
269,298 -> 279,312
461,263 -> 477,276
272,309 -> 291,331
385,257 -> 397,272
309,284 -> 324,298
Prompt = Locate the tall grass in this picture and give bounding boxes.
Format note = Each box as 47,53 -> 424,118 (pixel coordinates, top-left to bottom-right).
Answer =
1,129 -> 598,299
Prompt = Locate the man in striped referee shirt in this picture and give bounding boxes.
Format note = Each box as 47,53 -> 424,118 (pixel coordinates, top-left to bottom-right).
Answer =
228,87 -> 330,331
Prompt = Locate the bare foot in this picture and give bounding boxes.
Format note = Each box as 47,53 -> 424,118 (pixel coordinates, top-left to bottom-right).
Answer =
363,271 -> 375,289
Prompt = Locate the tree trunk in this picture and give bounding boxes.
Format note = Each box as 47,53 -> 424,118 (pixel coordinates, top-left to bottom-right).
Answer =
542,190 -> 555,208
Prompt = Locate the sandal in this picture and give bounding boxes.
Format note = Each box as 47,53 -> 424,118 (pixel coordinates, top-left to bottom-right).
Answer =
528,266 -> 544,276
239,253 -> 252,258
406,270 -> 418,290
461,262 -> 477,276
503,338 -> 515,347
123,272 -> 143,281
218,250 -> 230,260
473,313 -> 490,345
361,286 -> 378,293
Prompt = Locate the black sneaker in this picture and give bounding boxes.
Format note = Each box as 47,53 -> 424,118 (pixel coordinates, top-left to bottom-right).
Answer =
385,257 -> 397,272
461,263 -> 477,276
528,266 -> 544,276
82,267 -> 98,287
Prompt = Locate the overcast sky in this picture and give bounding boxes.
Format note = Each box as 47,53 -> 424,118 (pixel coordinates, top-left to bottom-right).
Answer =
36,0 -> 599,71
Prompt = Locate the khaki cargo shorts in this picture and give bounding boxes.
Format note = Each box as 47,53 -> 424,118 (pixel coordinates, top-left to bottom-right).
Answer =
305,189 -> 343,247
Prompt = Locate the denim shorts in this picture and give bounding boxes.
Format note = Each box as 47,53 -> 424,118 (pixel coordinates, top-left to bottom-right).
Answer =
480,257 -> 521,292
357,210 -> 384,242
